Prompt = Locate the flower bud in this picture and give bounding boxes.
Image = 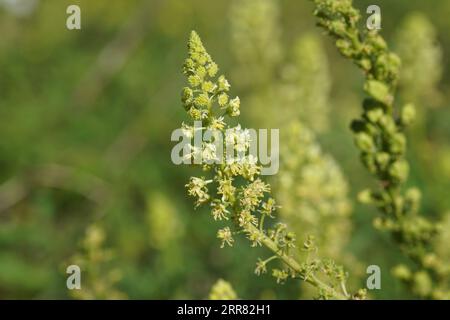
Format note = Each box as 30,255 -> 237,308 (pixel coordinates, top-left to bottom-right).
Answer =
422,254 -> 439,269
360,58 -> 372,71
389,160 -> 409,183
355,132 -> 375,152
181,87 -> 193,106
218,75 -> 230,92
207,62 -> 218,77
392,264 -> 411,280
366,108 -> 383,123
405,188 -> 421,214
188,75 -> 202,87
357,189 -> 374,204
389,133 -> 406,155
379,115 -> 397,134
367,33 -> 387,50
353,289 -> 368,300
202,81 -> 215,93
195,93 -> 210,108
330,20 -> 346,35
375,152 -> 390,169
228,97 -> 240,117
412,271 -> 433,297
218,93 -> 229,107
405,187 -> 421,203
361,153 -> 377,174
364,80 -> 391,105
401,103 -> 416,126
336,39 -> 353,57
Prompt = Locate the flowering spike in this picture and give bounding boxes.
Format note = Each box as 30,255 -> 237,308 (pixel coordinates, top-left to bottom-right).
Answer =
177,30 -> 360,300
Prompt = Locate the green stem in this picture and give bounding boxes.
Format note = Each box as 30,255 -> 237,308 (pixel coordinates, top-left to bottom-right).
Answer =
244,223 -> 348,300
259,214 -> 265,232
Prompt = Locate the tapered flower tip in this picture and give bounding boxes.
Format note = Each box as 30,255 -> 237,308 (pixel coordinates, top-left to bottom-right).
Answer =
188,30 -> 205,53
189,30 -> 200,42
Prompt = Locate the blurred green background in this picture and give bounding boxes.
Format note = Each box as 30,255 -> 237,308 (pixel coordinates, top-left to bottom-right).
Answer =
0,0 -> 449,299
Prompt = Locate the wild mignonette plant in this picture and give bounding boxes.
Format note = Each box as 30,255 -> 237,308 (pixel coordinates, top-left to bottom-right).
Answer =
229,0 -> 361,296
277,122 -> 352,260
179,31 -> 366,300
147,192 -> 184,250
394,14 -> 447,221
208,279 -> 238,300
394,12 -> 443,107
229,0 -> 283,128
276,121 -> 365,298
68,224 -> 126,299
229,0 -> 282,89
230,0 -> 329,133
280,34 -> 332,133
310,0 -> 449,299
435,213 -> 450,269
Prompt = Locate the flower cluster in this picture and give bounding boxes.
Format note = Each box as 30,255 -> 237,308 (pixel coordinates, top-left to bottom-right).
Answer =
230,1 -> 331,133
180,30 -> 358,299
229,0 -> 282,88
68,224 -> 126,300
311,0 -> 448,298
394,13 -> 443,106
230,0 -> 360,296
147,192 -> 185,250
182,31 -> 240,123
208,279 -> 238,300
186,177 -> 212,208
277,122 -> 353,260
278,33 -> 331,133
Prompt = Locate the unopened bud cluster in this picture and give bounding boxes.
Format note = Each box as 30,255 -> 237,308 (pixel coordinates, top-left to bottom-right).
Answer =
311,0 -> 448,298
